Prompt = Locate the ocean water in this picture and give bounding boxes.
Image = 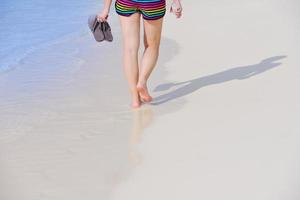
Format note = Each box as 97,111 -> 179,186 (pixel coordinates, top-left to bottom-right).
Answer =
0,0 -> 101,73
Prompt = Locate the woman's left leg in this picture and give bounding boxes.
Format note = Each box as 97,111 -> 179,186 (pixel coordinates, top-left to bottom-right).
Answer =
137,17 -> 164,102
118,13 -> 141,108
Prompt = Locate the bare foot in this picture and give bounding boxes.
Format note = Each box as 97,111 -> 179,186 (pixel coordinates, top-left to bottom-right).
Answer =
131,102 -> 141,108
131,93 -> 142,109
137,82 -> 153,103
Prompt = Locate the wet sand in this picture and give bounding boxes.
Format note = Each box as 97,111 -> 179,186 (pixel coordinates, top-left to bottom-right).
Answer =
1,0 -> 300,199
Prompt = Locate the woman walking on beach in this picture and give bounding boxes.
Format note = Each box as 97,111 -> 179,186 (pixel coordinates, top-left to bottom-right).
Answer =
97,0 -> 182,108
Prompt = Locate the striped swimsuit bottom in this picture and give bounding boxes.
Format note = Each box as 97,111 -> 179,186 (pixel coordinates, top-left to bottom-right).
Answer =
115,0 -> 166,20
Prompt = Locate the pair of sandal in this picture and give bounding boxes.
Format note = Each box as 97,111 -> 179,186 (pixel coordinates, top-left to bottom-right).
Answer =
88,14 -> 113,42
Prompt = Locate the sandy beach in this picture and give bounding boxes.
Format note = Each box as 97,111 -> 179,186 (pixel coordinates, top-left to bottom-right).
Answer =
1,0 -> 300,199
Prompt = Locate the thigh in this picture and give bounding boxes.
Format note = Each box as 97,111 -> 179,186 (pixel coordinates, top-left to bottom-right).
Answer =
143,17 -> 164,47
119,13 -> 141,50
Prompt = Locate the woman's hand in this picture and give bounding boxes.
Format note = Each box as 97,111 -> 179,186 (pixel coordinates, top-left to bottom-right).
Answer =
170,0 -> 182,18
97,8 -> 109,22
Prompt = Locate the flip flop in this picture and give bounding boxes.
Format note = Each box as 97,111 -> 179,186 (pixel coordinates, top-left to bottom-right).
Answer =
102,21 -> 113,42
88,14 -> 105,42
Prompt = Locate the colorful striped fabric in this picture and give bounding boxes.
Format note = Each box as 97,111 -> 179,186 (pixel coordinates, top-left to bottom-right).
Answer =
115,0 -> 166,20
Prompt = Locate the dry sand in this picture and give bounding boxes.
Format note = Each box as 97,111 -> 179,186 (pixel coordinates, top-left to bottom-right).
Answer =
1,0 -> 300,199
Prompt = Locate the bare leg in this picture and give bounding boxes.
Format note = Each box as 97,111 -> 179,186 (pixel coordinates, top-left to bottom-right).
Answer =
137,17 -> 164,102
119,13 -> 141,108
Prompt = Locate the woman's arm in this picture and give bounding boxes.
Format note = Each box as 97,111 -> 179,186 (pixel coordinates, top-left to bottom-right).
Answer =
97,0 -> 113,22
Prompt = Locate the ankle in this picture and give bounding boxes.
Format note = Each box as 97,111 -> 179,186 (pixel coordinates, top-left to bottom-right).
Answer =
131,90 -> 139,98
137,78 -> 147,86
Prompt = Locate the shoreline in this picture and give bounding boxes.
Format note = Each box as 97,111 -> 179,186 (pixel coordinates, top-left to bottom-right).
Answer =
0,7 -> 183,199
0,0 -> 103,74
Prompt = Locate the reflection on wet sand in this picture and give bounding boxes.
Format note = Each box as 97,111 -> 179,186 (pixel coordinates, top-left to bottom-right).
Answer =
128,106 -> 154,166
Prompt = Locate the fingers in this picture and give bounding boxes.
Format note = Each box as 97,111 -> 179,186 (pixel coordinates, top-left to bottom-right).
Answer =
97,17 -> 105,22
176,12 -> 182,18
174,10 -> 182,18
175,6 -> 182,12
97,14 -> 108,22
96,15 -> 103,22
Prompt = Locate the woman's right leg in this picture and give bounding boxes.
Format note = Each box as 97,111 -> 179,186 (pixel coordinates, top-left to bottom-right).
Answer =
119,13 -> 141,108
137,18 -> 164,102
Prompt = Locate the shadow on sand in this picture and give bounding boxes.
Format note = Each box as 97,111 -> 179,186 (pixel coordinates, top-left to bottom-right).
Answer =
151,55 -> 287,105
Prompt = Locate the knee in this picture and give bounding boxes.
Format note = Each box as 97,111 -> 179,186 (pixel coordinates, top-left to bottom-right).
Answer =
124,45 -> 139,56
143,40 -> 149,49
144,38 -> 160,51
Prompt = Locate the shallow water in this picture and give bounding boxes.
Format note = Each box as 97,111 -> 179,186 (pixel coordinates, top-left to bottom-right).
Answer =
0,0 -> 100,73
